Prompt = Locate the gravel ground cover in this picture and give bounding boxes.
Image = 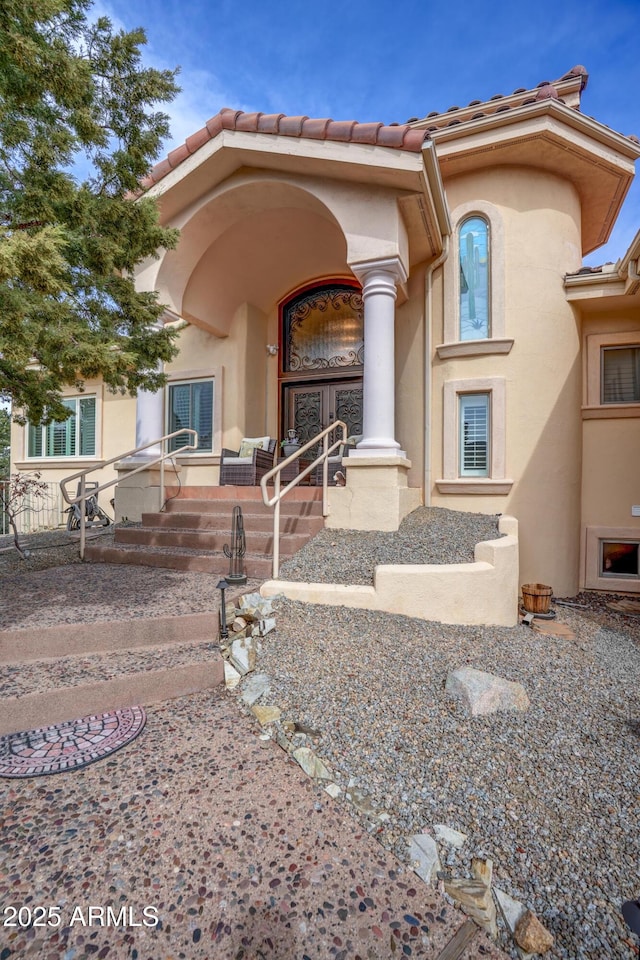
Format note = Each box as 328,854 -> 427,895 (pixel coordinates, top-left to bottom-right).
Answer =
248,599 -> 640,959
2,524 -> 640,957
279,508 -> 502,584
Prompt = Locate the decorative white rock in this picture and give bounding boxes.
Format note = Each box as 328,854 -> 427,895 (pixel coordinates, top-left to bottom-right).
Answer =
445,667 -> 530,716
229,637 -> 257,676
240,673 -> 271,706
292,747 -> 332,780
408,834 -> 441,885
324,782 -> 342,799
223,661 -> 242,690
434,824 -> 467,848
494,887 -> 528,939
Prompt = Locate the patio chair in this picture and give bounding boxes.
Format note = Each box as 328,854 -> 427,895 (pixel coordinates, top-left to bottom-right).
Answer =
219,437 -> 276,486
312,435 -> 361,486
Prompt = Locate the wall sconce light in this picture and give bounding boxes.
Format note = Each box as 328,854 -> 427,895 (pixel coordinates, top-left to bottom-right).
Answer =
266,344 -> 279,356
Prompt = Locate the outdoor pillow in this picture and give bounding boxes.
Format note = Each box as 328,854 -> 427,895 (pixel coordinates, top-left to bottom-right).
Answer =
238,436 -> 270,457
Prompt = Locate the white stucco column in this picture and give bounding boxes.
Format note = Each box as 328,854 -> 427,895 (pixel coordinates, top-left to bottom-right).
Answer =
350,257 -> 407,458
134,386 -> 164,458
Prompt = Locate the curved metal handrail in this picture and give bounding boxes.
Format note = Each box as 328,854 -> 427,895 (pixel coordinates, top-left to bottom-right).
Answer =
260,420 -> 348,579
60,428 -> 198,559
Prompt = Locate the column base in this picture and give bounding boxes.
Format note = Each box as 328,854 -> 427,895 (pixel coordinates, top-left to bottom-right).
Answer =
325,456 -> 421,532
114,461 -> 179,522
350,446 -> 406,459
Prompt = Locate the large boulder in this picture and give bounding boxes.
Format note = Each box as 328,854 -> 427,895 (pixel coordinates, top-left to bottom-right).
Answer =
445,667 -> 530,716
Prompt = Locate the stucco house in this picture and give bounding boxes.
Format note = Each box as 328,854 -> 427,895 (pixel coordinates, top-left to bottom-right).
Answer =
11,65 -> 640,599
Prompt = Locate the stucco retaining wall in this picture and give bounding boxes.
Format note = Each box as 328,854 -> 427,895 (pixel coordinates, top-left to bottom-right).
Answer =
261,515 -> 519,626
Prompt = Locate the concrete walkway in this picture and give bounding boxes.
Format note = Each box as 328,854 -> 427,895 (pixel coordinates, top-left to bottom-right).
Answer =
0,688 -> 504,959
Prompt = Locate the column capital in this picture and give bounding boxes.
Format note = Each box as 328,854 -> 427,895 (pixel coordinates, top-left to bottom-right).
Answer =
350,256 -> 408,292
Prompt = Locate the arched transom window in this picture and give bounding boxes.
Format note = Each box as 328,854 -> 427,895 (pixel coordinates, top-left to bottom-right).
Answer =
459,216 -> 490,341
282,283 -> 364,372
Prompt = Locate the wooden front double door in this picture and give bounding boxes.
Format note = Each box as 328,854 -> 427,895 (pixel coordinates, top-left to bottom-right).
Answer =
282,377 -> 363,448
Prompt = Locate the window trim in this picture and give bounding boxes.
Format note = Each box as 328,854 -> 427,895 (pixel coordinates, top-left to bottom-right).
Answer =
439,200 -> 507,359
584,331 -> 640,417
459,393 -> 490,478
26,394 -> 99,461
164,369 -> 221,457
585,525 -> 640,592
600,344 -> 640,405
436,376 -> 512,495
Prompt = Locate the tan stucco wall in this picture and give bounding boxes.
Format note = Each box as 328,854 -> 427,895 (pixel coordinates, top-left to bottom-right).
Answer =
10,381 -> 136,524
262,515 -> 519,626
163,305 -> 268,485
396,266 -> 426,487
579,307 -> 640,591
431,165 -> 583,596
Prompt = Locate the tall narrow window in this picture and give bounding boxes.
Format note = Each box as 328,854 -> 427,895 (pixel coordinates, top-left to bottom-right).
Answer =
601,346 -> 640,403
28,397 -> 96,458
459,216 -> 490,341
459,393 -> 490,477
168,380 -> 213,452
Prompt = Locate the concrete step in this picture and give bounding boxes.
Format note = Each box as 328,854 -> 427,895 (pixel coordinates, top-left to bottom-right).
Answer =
0,659 -> 223,736
141,511 -> 324,535
85,541 -> 273,577
164,497 -> 323,518
115,526 -> 309,556
164,485 -> 323,502
0,612 -> 217,663
0,613 -> 224,736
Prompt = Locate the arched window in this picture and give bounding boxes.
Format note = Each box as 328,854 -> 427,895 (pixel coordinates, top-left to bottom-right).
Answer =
459,216 -> 490,341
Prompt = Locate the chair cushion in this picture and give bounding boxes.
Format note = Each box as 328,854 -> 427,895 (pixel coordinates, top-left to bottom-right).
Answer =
222,455 -> 253,465
238,436 -> 270,457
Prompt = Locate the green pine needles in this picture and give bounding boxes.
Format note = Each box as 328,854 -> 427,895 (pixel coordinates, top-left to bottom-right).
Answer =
0,0 -> 181,425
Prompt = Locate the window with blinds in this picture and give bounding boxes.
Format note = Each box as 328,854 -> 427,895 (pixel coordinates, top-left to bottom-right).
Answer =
168,380 -> 213,452
601,346 -> 640,403
459,393 -> 489,476
28,397 -> 96,458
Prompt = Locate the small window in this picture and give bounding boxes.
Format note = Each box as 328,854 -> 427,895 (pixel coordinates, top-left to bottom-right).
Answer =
459,393 -> 489,477
601,541 -> 639,578
28,397 -> 96,458
459,216 -> 490,341
168,380 -> 213,452
601,346 -> 640,404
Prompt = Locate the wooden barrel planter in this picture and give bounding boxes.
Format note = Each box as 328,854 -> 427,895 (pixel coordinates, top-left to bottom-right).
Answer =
521,583 -> 553,615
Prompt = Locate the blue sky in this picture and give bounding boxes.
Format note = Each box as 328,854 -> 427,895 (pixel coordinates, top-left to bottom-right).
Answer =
97,0 -> 640,266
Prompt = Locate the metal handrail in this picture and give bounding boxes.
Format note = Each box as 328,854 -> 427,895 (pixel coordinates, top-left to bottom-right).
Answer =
60,428 -> 198,560
260,420 -> 348,579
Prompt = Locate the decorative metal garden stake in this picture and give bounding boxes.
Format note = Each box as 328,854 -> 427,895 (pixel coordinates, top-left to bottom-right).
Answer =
223,505 -> 247,584
216,578 -> 229,642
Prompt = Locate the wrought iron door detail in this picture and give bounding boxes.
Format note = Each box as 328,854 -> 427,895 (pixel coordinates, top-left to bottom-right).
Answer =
293,390 -> 322,448
283,284 -> 364,372
334,388 -> 363,437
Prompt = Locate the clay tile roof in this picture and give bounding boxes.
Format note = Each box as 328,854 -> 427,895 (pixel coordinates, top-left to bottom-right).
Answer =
141,108 -> 427,190
536,83 -> 559,101
410,66 -> 592,132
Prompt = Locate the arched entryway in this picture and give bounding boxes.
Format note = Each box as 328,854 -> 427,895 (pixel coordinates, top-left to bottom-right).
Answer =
279,281 -> 364,446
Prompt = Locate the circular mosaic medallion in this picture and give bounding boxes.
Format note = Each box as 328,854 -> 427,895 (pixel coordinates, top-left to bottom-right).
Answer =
0,706 -> 146,778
